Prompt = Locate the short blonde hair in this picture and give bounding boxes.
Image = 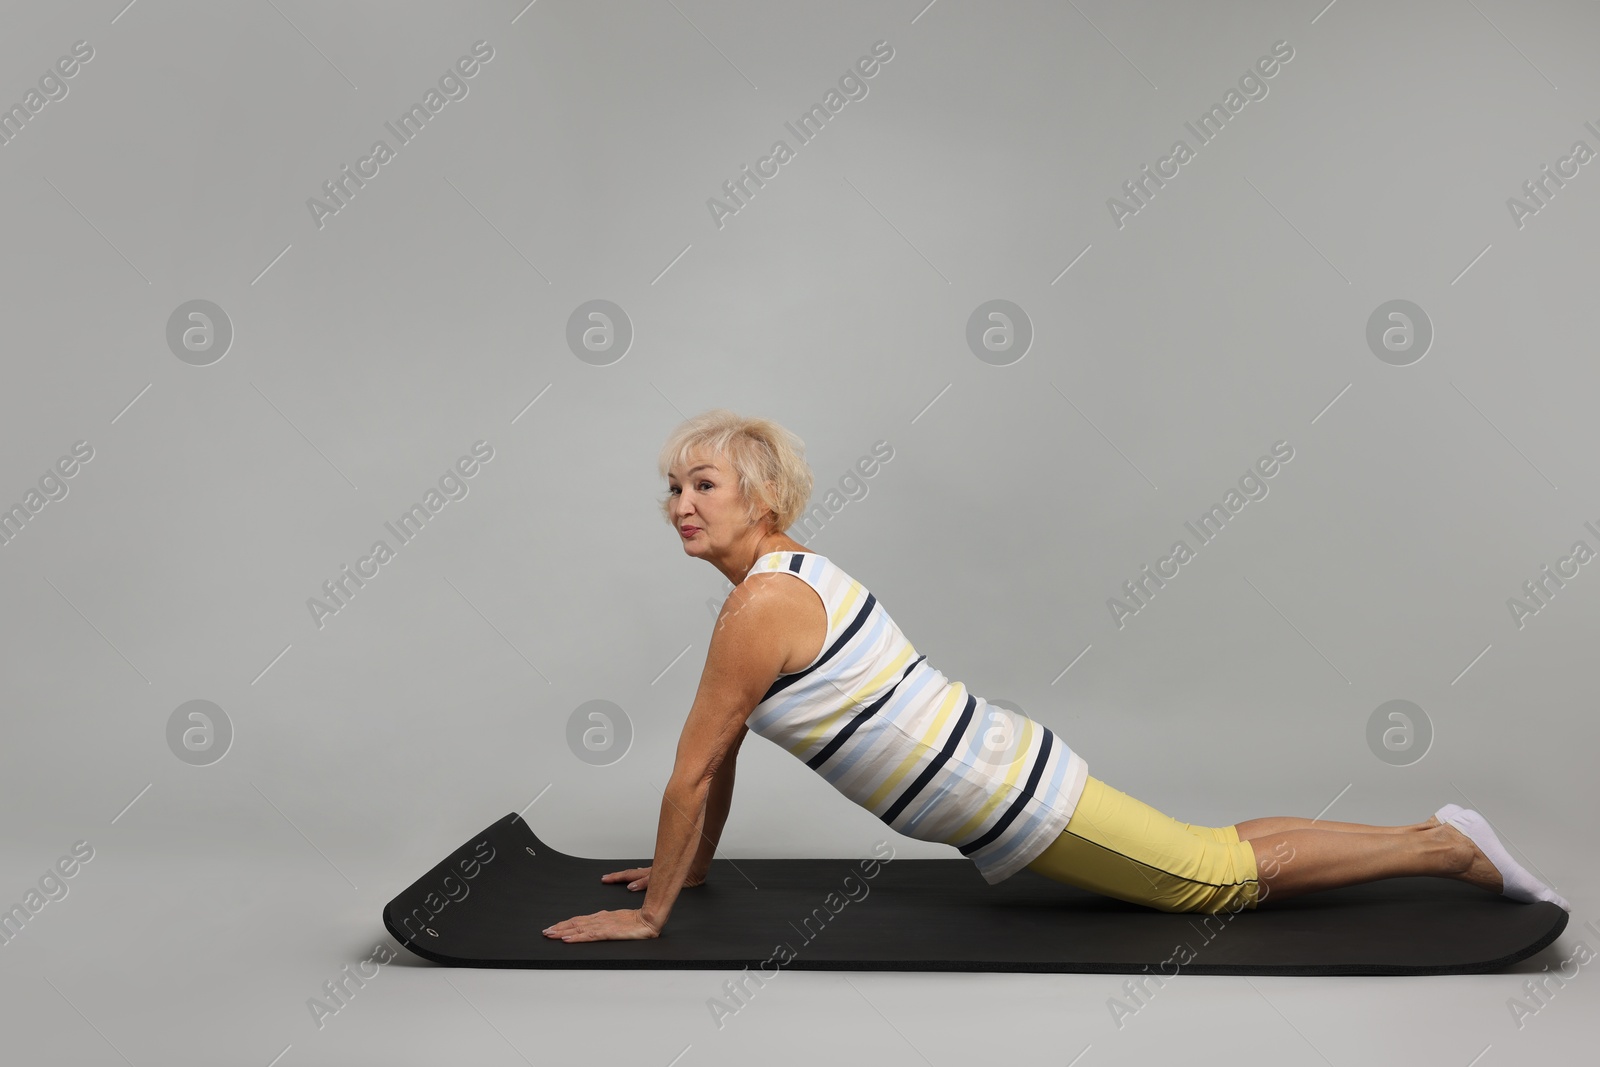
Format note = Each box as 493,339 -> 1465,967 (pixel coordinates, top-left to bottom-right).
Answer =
657,409 -> 814,533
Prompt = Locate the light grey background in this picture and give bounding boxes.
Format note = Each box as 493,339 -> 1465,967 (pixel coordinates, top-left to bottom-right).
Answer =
2,0 -> 1596,1063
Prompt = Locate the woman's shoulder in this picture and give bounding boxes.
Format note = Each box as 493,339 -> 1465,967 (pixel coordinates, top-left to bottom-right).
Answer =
731,554 -> 832,665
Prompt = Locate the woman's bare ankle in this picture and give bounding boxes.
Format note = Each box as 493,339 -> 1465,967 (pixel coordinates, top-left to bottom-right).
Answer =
1434,823 -> 1501,891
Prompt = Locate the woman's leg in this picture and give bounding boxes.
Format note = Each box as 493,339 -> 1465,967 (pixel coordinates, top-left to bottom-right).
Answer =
1027,779 -> 1503,910
1233,814 -> 1438,840
1246,823 -> 1493,903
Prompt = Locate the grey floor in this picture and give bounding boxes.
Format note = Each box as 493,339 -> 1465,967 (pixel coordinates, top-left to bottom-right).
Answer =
1,834 -> 1592,1065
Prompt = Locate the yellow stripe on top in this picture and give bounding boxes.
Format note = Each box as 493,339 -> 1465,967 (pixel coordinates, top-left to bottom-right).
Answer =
789,640 -> 917,756
863,681 -> 967,811
946,715 -> 1037,841
831,578 -> 864,633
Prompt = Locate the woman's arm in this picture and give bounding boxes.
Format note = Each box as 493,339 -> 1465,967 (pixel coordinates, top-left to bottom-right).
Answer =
637,584 -> 787,934
544,578 -> 790,943
686,725 -> 745,883
638,775 -> 713,932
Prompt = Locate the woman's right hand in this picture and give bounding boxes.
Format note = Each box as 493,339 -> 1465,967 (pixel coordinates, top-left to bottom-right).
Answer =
600,866 -> 705,891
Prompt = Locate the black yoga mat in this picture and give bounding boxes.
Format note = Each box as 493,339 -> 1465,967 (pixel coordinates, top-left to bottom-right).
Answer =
382,812 -> 1568,975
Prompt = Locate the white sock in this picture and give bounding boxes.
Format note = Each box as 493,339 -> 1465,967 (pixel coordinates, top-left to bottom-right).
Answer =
1445,809 -> 1571,912
1433,803 -> 1464,825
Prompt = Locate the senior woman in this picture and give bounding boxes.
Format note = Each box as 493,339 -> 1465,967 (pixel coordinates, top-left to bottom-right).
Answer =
541,410 -> 1568,944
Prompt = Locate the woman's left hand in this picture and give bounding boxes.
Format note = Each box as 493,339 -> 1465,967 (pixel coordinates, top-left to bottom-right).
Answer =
542,908 -> 660,943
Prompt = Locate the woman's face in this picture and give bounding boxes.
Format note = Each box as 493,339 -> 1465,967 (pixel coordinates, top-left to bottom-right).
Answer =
667,450 -> 745,555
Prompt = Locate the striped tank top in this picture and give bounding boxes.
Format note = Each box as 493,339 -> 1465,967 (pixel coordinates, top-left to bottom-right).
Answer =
744,550 -> 1089,884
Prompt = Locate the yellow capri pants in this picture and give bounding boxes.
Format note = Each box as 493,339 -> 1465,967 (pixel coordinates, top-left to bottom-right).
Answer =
1025,775 -> 1260,914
